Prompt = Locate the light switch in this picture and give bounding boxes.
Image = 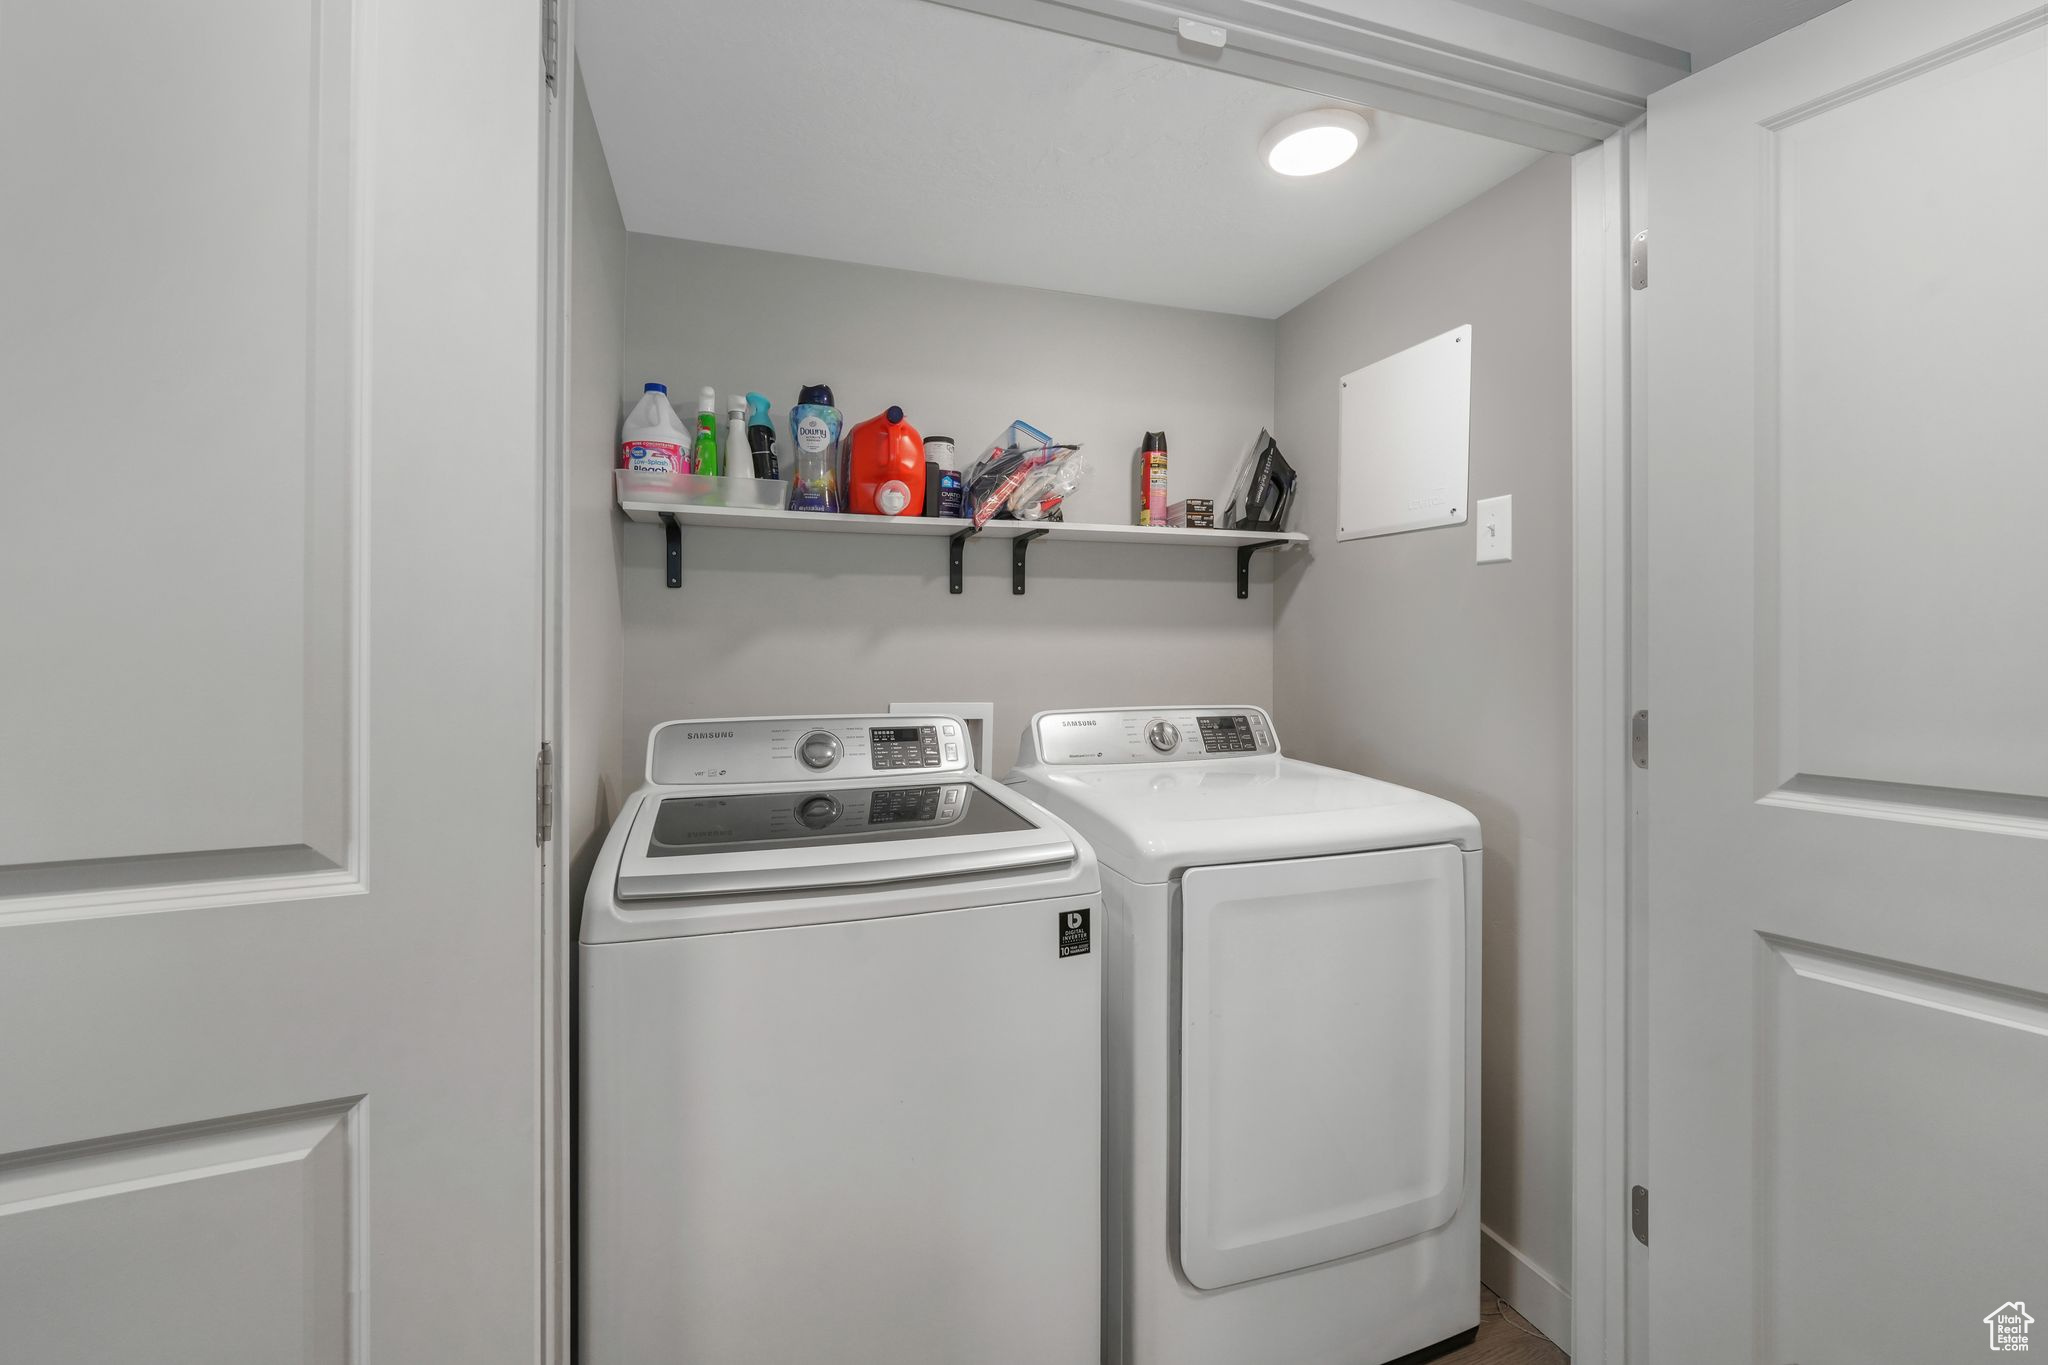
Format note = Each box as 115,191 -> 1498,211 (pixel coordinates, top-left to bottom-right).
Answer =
1477,494 -> 1512,563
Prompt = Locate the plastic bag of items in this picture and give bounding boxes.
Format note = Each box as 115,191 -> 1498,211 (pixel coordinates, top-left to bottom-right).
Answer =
965,420 -> 1087,528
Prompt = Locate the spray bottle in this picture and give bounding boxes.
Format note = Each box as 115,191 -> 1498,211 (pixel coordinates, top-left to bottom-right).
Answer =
745,393 -> 780,480
723,395 -> 752,480
693,386 -> 720,476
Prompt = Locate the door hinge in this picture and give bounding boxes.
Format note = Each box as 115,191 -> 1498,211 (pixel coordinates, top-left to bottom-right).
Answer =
1631,709 -> 1649,769
541,0 -> 559,94
1630,229 -> 1649,290
536,741 -> 555,845
1631,1184 -> 1649,1245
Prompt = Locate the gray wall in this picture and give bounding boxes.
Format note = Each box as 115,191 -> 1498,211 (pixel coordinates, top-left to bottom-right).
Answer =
565,75 -> 629,899
1272,156 -> 1575,1301
620,236 -> 1279,775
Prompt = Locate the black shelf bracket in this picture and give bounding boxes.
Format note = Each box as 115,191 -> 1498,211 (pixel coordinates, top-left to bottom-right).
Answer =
1011,529 -> 1050,595
1235,539 -> 1287,599
948,526 -> 978,594
661,512 -> 682,589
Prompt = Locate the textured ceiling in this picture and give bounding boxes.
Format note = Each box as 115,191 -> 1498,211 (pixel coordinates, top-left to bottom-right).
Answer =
578,0 -> 1545,318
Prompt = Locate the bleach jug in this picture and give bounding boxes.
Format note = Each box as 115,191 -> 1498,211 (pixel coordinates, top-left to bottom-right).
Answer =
620,383 -> 688,473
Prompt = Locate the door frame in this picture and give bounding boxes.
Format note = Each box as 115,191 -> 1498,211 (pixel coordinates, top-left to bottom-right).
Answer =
538,0 -> 574,1361
1568,124 -> 1643,1365
536,6 -> 1659,1363
925,0 -> 1687,152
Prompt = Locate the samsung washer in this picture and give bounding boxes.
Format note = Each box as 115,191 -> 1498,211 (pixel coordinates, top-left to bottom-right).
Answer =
581,715 -> 1102,1364
1007,705 -> 1481,1365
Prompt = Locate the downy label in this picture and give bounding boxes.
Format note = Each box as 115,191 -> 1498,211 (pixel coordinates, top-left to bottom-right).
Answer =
794,412 -> 834,455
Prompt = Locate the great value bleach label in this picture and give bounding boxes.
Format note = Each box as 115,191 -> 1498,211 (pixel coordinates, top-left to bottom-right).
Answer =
622,439 -> 684,473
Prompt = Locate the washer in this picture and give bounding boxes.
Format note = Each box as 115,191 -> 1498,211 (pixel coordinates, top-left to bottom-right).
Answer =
1007,705 -> 1481,1365
581,714 -> 1102,1365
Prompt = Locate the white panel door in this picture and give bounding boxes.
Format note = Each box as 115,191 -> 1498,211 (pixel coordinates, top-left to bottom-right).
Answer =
0,0 -> 544,1359
1648,1 -> 2048,1360
1179,845 -> 1465,1290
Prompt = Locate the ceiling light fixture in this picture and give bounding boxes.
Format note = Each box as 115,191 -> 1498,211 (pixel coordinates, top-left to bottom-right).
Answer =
1260,109 -> 1369,177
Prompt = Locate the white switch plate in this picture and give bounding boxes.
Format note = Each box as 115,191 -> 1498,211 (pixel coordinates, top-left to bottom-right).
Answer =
1476,494 -> 1512,563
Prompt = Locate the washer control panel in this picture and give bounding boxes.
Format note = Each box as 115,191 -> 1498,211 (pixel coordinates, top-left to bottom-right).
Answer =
866,724 -> 943,771
648,715 -> 971,785
1196,713 -> 1261,753
1025,707 -> 1278,766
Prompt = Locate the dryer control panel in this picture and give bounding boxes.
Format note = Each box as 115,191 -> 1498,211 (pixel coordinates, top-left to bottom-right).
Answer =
647,715 -> 973,785
1022,706 -> 1278,766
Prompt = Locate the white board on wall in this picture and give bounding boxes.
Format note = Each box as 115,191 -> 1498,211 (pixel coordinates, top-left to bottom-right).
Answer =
1337,324 -> 1472,540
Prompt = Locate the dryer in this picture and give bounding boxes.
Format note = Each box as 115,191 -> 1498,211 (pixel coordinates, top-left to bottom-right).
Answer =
582,714 -> 1102,1365
1007,706 -> 1481,1365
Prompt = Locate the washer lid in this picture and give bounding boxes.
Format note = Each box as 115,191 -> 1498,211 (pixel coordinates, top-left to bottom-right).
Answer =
613,773 -> 1075,903
1006,756 -> 1479,883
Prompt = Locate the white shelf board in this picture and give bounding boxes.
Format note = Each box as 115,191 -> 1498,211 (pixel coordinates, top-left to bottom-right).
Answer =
619,499 -> 1308,548
1022,521 -> 1305,548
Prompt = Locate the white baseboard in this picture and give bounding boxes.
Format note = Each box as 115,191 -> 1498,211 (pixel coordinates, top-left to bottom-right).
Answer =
1480,1223 -> 1573,1354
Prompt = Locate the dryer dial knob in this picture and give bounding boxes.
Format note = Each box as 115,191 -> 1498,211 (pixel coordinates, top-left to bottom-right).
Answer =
795,794 -> 842,829
1146,719 -> 1180,753
797,731 -> 842,771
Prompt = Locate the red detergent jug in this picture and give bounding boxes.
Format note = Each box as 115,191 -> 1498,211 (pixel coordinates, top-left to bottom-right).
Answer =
846,406 -> 926,516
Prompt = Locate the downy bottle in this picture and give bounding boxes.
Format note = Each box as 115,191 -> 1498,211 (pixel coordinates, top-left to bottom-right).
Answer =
787,383 -> 843,512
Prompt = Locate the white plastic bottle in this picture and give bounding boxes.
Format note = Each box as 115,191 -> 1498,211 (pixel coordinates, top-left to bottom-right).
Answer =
724,395 -> 753,480
620,383 -> 688,473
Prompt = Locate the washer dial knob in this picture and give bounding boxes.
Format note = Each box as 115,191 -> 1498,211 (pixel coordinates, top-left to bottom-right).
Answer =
795,794 -> 842,829
797,731 -> 842,771
1145,719 -> 1180,754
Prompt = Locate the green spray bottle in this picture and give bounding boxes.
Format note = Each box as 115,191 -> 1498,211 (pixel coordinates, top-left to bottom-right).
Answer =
693,386 -> 720,475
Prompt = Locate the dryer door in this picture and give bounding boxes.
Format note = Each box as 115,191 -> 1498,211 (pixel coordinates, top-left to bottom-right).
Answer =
1177,843 -> 1465,1290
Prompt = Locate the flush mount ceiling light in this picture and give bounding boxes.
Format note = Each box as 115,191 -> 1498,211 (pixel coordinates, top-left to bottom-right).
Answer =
1260,109 -> 1369,177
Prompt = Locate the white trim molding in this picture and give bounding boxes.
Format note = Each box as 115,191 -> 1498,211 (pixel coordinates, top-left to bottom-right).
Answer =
1569,125 -> 1637,1365
539,5 -> 577,1364
1482,1223 -> 1575,1350
924,0 -> 1689,151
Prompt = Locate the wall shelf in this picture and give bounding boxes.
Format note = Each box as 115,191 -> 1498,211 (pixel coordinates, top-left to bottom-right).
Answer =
619,500 -> 1307,597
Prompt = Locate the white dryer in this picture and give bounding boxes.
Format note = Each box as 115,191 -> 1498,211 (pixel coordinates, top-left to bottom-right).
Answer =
581,714 -> 1102,1365
1007,706 -> 1481,1365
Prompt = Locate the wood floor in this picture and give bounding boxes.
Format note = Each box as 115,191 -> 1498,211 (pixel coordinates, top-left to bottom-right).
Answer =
1437,1288 -> 1569,1364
